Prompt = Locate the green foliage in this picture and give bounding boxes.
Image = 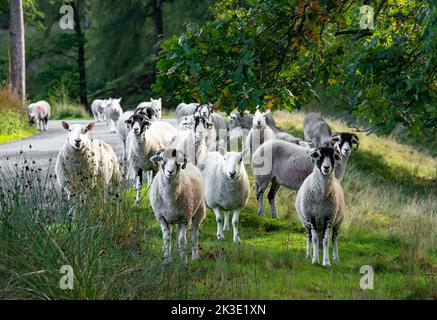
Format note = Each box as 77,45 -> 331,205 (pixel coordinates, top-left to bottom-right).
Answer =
155,0 -> 437,134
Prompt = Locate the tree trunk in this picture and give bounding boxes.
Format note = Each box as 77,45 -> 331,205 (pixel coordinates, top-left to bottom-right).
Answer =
71,1 -> 90,113
150,0 -> 164,39
9,0 -> 26,106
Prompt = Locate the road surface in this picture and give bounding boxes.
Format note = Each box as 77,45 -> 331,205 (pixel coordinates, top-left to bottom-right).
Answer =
0,118 -> 178,175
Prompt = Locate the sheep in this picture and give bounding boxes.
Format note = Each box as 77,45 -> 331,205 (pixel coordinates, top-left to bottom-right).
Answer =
55,121 -> 120,202
125,114 -> 177,204
91,99 -> 109,122
245,110 -> 276,158
135,104 -> 158,122
176,102 -> 198,122
149,148 -> 206,263
117,111 -> 134,162
295,146 -> 344,267
137,98 -> 162,119
28,100 -> 51,131
195,104 -> 228,140
176,115 -> 194,131
106,98 -> 123,133
198,147 -> 250,243
227,112 -> 254,131
304,113 -> 333,147
169,116 -> 213,165
252,132 -> 359,218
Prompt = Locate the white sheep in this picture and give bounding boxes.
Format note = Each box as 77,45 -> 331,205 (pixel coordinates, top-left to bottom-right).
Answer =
28,100 -> 51,131
169,116 -> 213,165
117,111 -> 134,162
106,98 -> 123,133
176,115 -> 194,131
55,121 -> 120,202
295,146 -> 344,267
137,98 -> 162,119
245,110 -> 276,158
125,114 -> 177,204
149,148 -> 206,263
91,99 -> 109,122
195,104 -> 228,143
198,147 -> 250,243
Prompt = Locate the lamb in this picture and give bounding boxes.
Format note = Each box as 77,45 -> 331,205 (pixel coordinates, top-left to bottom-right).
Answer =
55,121 -> 120,202
245,110 -> 276,158
304,113 -> 332,147
28,100 -> 51,131
149,148 -> 206,263
106,98 -> 123,133
252,132 -> 359,218
198,147 -> 250,243
91,99 -> 109,122
125,114 -> 177,204
295,146 -> 344,267
137,98 -> 162,119
170,116 -> 213,165
176,102 -> 199,122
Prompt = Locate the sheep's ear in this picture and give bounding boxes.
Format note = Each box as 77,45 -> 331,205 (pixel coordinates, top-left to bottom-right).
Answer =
62,121 -> 70,130
334,151 -> 342,162
330,134 -> 341,144
264,109 -> 271,115
218,147 -> 226,156
181,156 -> 187,169
351,134 -> 360,149
125,119 -> 132,124
206,121 -> 214,129
86,122 -> 95,132
150,154 -> 163,167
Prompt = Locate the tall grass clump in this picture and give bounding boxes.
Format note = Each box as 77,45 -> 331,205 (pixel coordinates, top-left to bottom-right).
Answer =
0,86 -> 36,143
48,83 -> 89,120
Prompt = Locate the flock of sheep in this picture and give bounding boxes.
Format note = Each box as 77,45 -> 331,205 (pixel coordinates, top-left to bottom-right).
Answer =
27,98 -> 360,267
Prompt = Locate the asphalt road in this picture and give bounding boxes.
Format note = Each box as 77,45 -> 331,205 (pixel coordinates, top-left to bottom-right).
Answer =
0,118 -> 178,174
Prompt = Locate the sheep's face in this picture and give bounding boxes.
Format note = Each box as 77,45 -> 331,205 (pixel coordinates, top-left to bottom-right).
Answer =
310,147 -> 341,176
28,105 -> 39,124
195,104 -> 212,118
107,98 -> 122,111
330,133 -> 360,157
219,147 -> 249,180
253,110 -> 269,129
136,106 -> 157,122
179,116 -> 194,130
126,114 -> 151,136
228,113 -> 240,130
194,116 -> 213,142
98,100 -> 109,113
62,121 -> 94,150
151,149 -> 187,179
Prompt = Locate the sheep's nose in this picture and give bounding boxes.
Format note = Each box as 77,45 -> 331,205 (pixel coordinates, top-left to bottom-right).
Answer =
323,165 -> 330,171
75,139 -> 81,143
257,121 -> 261,125
229,171 -> 237,178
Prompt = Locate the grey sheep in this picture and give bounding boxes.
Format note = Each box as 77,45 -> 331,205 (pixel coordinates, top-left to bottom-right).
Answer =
304,113 -> 332,147
149,149 -> 206,263
295,146 -> 344,267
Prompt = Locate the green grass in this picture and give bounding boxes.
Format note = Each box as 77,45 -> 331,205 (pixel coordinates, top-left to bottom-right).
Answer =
0,87 -> 37,144
0,111 -> 436,300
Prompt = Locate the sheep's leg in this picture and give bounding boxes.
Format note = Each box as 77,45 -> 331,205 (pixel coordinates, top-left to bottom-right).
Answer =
256,180 -> 269,217
191,203 -> 205,260
213,208 -> 224,240
311,229 -> 320,265
232,209 -> 241,244
93,112 -> 99,122
43,117 -> 48,131
159,219 -> 172,263
146,171 -> 153,188
332,225 -> 340,262
322,221 -> 332,267
267,179 -> 280,219
305,224 -> 312,260
223,212 -> 230,231
177,223 -> 188,264
135,168 -> 143,204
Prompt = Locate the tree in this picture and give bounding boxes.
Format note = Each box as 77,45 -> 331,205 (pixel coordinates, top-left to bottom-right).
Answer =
9,0 -> 26,105
154,0 -> 436,136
